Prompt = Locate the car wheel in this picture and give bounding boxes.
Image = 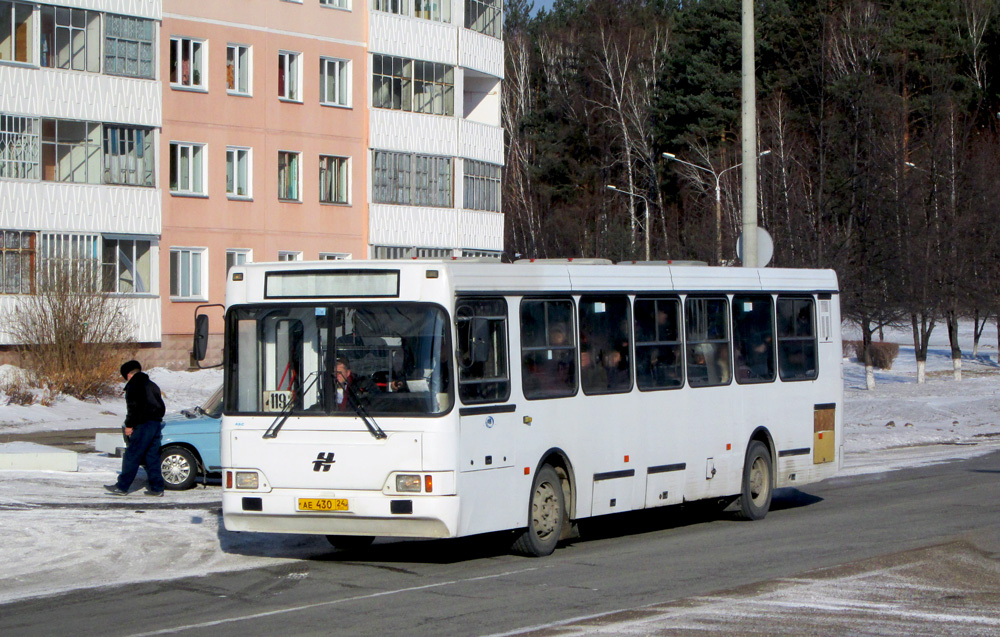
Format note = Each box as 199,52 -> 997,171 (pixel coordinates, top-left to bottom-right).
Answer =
160,446 -> 198,491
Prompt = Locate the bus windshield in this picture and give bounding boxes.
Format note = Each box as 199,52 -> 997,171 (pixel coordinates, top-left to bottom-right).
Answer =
226,303 -> 452,417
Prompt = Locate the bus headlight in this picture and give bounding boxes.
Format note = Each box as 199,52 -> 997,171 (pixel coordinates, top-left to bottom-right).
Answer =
396,474 -> 422,492
235,471 -> 259,489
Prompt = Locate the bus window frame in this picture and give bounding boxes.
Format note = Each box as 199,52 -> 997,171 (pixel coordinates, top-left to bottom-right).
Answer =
776,295 -> 819,382
578,294 -> 633,396
633,295 -> 685,392
684,295 -> 732,388
732,294 -> 777,385
456,296 -> 511,405
519,296 -> 579,401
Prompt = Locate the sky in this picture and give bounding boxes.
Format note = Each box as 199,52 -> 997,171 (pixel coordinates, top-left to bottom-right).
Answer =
1,323 -> 1000,604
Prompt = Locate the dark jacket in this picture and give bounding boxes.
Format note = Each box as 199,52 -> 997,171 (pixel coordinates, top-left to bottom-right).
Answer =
124,371 -> 166,427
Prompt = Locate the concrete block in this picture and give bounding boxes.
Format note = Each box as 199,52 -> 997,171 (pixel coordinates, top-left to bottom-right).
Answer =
0,442 -> 78,472
95,433 -> 127,457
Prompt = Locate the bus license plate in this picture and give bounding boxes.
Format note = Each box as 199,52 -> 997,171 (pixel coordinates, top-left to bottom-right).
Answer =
298,498 -> 348,512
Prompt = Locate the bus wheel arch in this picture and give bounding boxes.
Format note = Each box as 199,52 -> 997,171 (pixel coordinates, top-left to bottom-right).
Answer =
738,429 -> 775,521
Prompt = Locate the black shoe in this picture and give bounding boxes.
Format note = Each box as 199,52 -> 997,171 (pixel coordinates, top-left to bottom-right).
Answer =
104,484 -> 128,496
144,490 -> 164,497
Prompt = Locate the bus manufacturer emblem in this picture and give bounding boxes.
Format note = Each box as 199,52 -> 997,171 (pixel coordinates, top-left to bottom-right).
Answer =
313,452 -> 336,472
485,416 -> 495,428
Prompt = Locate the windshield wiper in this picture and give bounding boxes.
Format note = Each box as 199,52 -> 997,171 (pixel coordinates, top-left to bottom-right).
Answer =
262,371 -> 320,439
342,380 -> 387,440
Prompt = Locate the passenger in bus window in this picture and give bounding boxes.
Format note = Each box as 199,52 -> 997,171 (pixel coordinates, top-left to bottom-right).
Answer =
335,357 -> 374,410
604,349 -> 630,390
580,347 -> 608,392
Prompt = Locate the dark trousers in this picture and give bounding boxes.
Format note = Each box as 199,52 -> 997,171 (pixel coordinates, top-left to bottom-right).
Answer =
116,420 -> 164,493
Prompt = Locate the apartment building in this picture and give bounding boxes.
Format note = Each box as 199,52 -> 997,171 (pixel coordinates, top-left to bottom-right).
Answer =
367,0 -> 504,259
0,0 -> 162,353
158,0 -> 369,366
0,0 -> 502,369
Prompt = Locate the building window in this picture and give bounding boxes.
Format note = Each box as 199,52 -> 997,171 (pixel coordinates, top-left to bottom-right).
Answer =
0,1 -> 34,64
39,5 -> 100,72
319,155 -> 348,204
103,126 -> 154,187
373,0 -> 407,15
0,229 -> 35,294
320,0 -> 350,9
320,57 -> 350,107
226,248 -> 251,272
169,247 -> 206,299
102,238 -> 151,294
373,150 -> 452,207
373,55 -> 454,117
277,150 -> 300,201
169,142 -> 206,195
170,37 -> 206,89
415,0 -> 450,22
42,119 -> 101,184
227,44 -> 251,95
466,0 -> 501,39
0,114 -> 39,180
319,252 -> 351,260
371,245 -> 452,259
38,233 -> 99,291
104,14 -> 155,79
463,160 -> 500,211
277,251 -> 302,261
278,51 -> 301,101
226,146 -> 251,198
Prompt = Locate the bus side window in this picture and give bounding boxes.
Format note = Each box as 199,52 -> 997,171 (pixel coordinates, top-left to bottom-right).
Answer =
685,297 -> 731,387
777,297 -> 818,381
634,297 -> 683,391
456,298 -> 510,404
579,295 -> 632,395
732,295 -> 776,384
520,298 -> 576,400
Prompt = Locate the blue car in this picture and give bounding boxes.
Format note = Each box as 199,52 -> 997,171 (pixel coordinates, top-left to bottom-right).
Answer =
159,385 -> 222,490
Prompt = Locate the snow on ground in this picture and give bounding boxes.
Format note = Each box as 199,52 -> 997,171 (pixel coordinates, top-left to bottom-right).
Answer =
1,324 -> 1000,605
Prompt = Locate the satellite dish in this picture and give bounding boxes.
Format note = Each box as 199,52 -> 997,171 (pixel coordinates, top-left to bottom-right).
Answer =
735,228 -> 774,267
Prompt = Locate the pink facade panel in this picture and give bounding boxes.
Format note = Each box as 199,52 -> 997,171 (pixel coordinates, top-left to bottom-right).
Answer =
160,2 -> 368,357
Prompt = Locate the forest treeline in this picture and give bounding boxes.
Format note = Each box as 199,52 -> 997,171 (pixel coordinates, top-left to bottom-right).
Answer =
501,0 -> 1000,381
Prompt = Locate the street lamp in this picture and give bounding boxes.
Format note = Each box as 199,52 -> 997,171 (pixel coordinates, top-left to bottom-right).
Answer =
606,184 -> 652,261
662,150 -> 771,266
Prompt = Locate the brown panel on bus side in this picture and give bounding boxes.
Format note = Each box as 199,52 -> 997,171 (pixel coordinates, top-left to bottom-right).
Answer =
814,405 -> 835,464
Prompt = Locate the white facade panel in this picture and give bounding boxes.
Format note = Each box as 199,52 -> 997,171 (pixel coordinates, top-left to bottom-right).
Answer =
370,204 -> 459,247
370,13 -> 458,65
458,119 -> 503,165
371,110 -> 458,157
0,67 -> 161,127
45,0 -> 160,20
457,209 -> 503,251
0,294 -> 161,345
0,182 -> 161,235
459,29 -> 504,79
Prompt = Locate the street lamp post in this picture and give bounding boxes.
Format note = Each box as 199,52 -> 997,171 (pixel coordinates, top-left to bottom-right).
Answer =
662,150 -> 770,266
606,185 -> 651,261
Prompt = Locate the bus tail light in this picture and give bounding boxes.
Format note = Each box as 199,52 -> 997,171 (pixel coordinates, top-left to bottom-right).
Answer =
396,474 -> 422,492
424,475 -> 433,493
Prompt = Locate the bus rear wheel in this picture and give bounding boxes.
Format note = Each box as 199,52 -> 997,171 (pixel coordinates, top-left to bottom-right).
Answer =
737,441 -> 773,521
512,465 -> 565,557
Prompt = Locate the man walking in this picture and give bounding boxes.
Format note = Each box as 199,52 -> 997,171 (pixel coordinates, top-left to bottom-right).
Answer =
104,360 -> 166,496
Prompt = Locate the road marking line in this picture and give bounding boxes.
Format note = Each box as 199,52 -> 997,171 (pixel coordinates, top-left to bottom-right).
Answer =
125,567 -> 538,636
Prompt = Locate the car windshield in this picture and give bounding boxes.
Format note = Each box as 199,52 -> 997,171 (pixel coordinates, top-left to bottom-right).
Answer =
201,385 -> 223,418
225,303 -> 452,417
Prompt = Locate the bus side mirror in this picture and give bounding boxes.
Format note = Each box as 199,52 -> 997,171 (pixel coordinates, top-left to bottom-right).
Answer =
193,314 -> 210,362
470,317 -> 491,364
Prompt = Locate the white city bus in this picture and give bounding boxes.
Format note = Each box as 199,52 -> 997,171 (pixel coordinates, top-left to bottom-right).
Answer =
210,259 -> 842,556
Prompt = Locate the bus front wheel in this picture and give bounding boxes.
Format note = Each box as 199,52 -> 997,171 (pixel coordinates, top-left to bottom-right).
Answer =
737,441 -> 773,521
512,465 -> 565,557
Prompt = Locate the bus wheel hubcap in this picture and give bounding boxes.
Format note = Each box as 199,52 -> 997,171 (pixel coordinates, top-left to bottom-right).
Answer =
749,458 -> 767,504
533,481 -> 558,539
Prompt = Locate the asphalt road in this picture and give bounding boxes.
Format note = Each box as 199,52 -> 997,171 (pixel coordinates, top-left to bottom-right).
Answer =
2,451 -> 999,637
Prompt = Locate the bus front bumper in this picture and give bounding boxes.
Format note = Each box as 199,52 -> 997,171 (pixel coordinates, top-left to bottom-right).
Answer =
221,489 -> 459,539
